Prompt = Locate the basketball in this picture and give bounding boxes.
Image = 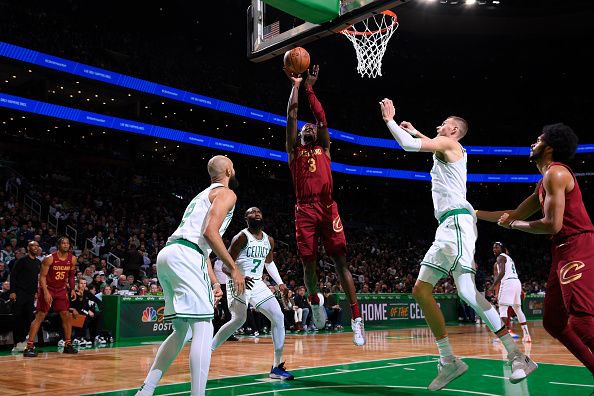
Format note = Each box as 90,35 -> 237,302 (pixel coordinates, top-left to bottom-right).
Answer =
283,47 -> 310,75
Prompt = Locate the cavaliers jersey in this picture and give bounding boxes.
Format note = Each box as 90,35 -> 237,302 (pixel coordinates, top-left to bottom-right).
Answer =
290,144 -> 333,204
169,183 -> 235,256
46,252 -> 74,290
235,229 -> 271,278
538,162 -> 594,244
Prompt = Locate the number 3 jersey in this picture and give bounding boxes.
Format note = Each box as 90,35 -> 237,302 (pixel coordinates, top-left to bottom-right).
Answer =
46,251 -> 75,290
236,229 -> 270,279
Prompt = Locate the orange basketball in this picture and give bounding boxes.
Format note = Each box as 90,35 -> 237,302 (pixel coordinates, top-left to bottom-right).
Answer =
283,47 -> 310,75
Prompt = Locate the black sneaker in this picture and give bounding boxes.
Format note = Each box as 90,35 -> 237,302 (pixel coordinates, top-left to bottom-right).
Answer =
63,344 -> 78,354
23,346 -> 38,357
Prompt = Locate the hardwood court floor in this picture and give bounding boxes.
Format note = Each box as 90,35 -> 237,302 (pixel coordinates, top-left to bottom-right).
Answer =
1,321 -> 592,395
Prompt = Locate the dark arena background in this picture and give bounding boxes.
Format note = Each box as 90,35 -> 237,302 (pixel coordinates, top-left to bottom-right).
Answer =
1,1 -> 594,395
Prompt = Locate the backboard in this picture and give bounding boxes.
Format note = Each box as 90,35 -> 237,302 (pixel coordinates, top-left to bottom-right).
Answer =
247,0 -> 408,62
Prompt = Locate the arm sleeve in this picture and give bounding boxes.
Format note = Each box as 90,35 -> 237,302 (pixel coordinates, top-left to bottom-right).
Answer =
386,120 -> 422,152
305,86 -> 327,128
264,261 -> 284,286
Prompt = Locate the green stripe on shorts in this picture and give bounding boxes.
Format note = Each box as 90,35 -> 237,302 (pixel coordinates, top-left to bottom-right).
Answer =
450,215 -> 463,272
254,294 -> 275,309
420,261 -> 449,276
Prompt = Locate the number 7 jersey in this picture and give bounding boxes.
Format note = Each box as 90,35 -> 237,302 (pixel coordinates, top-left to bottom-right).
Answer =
236,229 -> 270,278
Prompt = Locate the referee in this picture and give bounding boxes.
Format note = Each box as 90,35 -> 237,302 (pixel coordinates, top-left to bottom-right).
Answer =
9,240 -> 41,352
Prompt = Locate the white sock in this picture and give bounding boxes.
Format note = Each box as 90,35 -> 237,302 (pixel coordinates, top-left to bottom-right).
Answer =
257,298 -> 286,368
436,336 -> 455,365
521,324 -> 530,336
499,333 -> 519,355
189,320 -> 214,395
141,318 -> 190,394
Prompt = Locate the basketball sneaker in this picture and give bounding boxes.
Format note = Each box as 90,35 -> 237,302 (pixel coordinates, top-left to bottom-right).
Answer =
508,351 -> 538,383
522,334 -> 532,343
23,346 -> 38,357
58,339 -> 65,347
351,317 -> 366,346
310,303 -> 327,330
428,357 -> 468,391
63,344 -> 78,354
509,331 -> 520,340
269,362 -> 295,380
11,341 -> 27,353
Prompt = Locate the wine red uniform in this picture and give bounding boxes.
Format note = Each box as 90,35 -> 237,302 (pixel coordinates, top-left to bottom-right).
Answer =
539,163 -> 594,316
290,144 -> 346,260
37,252 -> 75,313
539,162 -> 594,374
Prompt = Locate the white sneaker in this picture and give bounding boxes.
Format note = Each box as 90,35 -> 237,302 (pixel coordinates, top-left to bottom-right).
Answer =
58,339 -> 65,347
73,339 -> 80,346
351,318 -> 366,346
428,358 -> 469,391
11,341 -> 27,353
135,384 -> 153,396
522,335 -> 532,343
310,304 -> 327,330
508,351 -> 538,384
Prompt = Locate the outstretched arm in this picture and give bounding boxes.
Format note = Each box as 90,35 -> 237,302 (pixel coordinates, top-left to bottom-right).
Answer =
380,99 -> 456,154
285,70 -> 302,154
476,191 -> 540,223
497,166 -> 570,234
304,65 -> 330,149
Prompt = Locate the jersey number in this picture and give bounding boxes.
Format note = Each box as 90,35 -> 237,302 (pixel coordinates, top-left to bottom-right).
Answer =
511,263 -> 516,274
178,202 -> 196,228
55,271 -> 66,280
251,259 -> 262,273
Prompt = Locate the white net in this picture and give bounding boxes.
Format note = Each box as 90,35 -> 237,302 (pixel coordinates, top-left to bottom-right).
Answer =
341,11 -> 398,78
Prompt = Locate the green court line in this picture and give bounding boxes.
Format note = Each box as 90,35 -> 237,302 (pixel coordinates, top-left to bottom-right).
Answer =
86,355 -> 594,396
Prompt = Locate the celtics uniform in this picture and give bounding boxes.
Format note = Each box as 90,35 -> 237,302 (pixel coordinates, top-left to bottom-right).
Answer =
227,229 -> 276,310
158,183 -> 234,321
497,253 -> 522,306
420,147 -> 478,285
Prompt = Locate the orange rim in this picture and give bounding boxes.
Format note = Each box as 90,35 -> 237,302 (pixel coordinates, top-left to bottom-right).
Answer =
341,10 -> 398,37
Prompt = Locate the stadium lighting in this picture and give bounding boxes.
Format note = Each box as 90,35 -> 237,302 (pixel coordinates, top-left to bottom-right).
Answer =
466,0 -> 477,4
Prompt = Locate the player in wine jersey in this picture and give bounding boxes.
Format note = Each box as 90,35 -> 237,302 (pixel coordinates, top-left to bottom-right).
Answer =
489,242 -> 531,342
285,65 -> 365,346
23,236 -> 78,356
137,155 -> 245,396
477,123 -> 594,376
211,207 -> 294,380
380,99 -> 537,390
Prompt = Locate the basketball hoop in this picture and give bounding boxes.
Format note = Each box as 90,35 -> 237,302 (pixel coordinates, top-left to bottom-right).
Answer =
340,10 -> 398,78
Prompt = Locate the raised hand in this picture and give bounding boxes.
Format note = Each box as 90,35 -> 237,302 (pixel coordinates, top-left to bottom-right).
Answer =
284,68 -> 302,86
305,65 -> 319,87
379,98 -> 396,122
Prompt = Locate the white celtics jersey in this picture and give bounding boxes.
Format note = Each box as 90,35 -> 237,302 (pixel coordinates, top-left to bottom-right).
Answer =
168,183 -> 234,255
499,253 -> 519,282
430,146 -> 475,220
236,229 -> 270,278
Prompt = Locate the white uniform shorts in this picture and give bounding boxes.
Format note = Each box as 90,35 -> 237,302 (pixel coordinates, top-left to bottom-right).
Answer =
227,278 -> 275,311
419,212 -> 477,286
498,278 -> 522,306
157,243 -> 214,321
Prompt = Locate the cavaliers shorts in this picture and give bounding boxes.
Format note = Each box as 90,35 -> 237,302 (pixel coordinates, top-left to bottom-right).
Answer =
547,232 -> 594,316
295,201 -> 347,260
37,287 -> 70,313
